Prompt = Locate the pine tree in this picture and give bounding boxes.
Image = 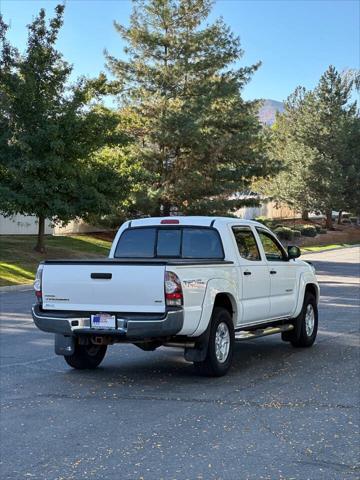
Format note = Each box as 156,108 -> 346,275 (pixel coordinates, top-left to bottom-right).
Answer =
106,0 -> 269,216
262,66 -> 359,228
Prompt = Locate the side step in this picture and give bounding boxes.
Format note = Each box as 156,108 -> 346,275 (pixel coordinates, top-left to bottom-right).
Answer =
235,323 -> 294,341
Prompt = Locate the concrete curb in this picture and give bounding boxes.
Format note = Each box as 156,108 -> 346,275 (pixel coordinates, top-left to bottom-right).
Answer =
0,284 -> 33,293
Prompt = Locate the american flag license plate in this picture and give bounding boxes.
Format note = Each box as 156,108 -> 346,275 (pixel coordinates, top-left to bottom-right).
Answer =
90,313 -> 116,329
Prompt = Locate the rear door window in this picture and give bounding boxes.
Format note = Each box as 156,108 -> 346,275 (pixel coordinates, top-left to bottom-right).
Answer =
232,226 -> 261,261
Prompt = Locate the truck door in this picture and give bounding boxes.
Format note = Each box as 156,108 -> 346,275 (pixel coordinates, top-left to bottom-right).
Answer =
255,228 -> 297,318
231,226 -> 271,323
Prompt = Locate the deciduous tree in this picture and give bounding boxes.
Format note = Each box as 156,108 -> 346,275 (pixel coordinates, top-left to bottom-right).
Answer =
0,5 -> 137,251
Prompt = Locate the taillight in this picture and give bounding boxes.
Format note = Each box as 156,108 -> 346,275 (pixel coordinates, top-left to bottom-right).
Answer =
34,264 -> 44,304
165,271 -> 183,307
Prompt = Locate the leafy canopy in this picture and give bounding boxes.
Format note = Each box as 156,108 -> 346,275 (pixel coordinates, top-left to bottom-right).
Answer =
0,5 -> 138,248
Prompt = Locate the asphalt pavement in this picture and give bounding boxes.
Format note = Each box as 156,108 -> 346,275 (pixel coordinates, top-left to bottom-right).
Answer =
0,247 -> 359,480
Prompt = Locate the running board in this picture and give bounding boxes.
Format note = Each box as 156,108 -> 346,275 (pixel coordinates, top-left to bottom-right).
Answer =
235,324 -> 294,341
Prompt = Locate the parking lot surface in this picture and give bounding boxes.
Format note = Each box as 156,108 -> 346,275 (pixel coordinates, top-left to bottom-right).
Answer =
0,247 -> 359,480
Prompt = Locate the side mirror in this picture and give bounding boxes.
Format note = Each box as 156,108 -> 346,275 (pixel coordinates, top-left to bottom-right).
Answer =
287,245 -> 301,259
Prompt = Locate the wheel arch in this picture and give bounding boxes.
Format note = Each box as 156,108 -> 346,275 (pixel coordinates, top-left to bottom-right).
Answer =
305,283 -> 319,303
293,273 -> 320,318
213,292 -> 237,328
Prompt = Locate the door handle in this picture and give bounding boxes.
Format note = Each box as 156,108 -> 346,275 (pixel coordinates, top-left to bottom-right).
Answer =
270,270 -> 277,275
91,273 -> 112,279
243,271 -> 252,276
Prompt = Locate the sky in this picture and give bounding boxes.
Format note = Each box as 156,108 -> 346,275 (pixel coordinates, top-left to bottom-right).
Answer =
0,0 -> 359,102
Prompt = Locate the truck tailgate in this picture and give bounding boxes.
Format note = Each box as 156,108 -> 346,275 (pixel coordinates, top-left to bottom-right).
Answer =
42,262 -> 166,313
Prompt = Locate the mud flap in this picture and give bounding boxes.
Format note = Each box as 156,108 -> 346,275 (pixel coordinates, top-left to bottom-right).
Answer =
281,314 -> 301,342
184,324 -> 211,362
55,334 -> 75,356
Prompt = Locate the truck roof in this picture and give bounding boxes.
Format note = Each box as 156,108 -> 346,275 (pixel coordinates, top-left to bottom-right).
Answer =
126,216 -> 264,228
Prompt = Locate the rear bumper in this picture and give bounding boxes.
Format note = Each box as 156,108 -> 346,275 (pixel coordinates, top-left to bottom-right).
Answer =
31,304 -> 184,340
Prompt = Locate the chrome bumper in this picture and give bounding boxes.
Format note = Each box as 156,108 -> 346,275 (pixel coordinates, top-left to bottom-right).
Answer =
31,305 -> 184,339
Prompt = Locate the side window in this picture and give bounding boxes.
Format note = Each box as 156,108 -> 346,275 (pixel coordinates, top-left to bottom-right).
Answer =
232,226 -> 261,261
257,229 -> 287,261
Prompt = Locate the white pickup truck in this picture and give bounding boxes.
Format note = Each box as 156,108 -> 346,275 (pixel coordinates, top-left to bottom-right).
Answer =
32,217 -> 319,376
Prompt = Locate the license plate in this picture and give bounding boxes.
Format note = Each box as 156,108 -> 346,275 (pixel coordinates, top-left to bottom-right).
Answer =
90,313 -> 116,329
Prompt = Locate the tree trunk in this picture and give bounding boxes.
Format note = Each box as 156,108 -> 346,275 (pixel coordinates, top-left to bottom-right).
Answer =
301,210 -> 309,221
35,215 -> 46,253
162,202 -> 171,217
337,210 -> 343,224
325,209 -> 333,230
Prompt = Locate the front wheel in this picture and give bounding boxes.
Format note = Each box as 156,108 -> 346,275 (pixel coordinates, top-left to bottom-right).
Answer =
283,293 -> 318,348
194,307 -> 234,377
64,342 -> 107,369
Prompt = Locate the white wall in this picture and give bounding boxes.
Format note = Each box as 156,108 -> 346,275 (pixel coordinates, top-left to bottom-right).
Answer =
235,201 -> 299,220
53,219 -> 104,235
0,214 -> 53,235
0,213 -> 105,235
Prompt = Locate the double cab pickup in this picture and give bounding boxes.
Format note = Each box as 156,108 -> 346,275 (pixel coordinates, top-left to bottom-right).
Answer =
32,217 -> 319,376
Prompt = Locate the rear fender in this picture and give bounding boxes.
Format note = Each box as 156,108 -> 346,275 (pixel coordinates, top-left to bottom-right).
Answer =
189,278 -> 238,337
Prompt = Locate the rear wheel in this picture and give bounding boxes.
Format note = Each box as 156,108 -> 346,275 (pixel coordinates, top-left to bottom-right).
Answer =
64,342 -> 107,369
194,307 -> 234,377
282,293 -> 318,347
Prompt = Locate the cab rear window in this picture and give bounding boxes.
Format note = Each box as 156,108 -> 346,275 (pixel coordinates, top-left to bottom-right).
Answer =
114,227 -> 224,259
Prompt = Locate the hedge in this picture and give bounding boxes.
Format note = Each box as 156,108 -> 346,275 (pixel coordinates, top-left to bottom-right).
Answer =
300,225 -> 317,237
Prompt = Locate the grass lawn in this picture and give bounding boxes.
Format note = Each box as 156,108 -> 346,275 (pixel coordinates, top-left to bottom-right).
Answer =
301,242 -> 359,252
0,235 -> 112,287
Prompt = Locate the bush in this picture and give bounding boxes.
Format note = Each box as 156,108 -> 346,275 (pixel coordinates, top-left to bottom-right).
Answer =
292,229 -> 301,238
254,216 -> 272,227
314,225 -> 322,233
350,217 -> 358,224
274,226 -> 294,240
300,225 -> 317,237
319,228 -> 327,234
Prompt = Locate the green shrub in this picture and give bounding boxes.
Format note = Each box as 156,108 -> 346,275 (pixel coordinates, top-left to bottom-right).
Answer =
300,225 -> 317,237
319,228 -> 327,234
314,225 -> 322,233
292,229 -> 301,238
350,217 -> 358,224
274,226 -> 294,240
254,216 -> 272,226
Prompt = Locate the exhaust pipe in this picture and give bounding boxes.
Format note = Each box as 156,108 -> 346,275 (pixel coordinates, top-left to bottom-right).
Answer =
163,342 -> 196,349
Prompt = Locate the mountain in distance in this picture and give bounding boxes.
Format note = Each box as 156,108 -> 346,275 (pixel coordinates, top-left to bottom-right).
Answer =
258,99 -> 285,126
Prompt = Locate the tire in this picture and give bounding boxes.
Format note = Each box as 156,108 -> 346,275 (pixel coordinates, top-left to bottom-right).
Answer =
282,293 -> 318,348
194,307 -> 234,377
64,342 -> 107,369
